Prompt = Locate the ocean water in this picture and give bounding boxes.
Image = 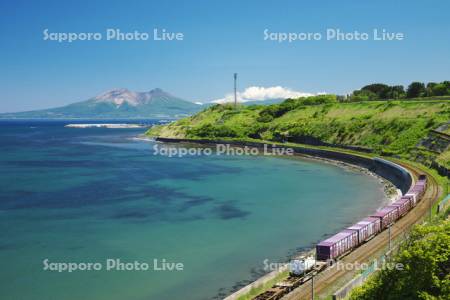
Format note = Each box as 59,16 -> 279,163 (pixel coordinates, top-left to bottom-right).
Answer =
0,120 -> 387,300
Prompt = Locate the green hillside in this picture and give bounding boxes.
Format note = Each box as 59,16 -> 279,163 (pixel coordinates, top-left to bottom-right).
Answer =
146,95 -> 450,167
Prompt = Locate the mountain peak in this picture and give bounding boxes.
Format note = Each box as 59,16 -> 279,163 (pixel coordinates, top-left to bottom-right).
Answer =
92,88 -> 182,107
150,88 -> 164,93
94,88 -> 138,106
0,87 -> 203,118
110,87 -> 130,93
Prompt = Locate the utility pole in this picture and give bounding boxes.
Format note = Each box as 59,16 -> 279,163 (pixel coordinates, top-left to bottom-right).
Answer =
388,224 -> 392,252
234,73 -> 237,108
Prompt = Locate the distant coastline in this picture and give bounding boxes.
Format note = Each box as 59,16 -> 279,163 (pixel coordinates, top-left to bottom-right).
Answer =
65,123 -> 149,129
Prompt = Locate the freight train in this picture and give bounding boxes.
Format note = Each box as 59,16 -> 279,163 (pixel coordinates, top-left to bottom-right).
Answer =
251,174 -> 427,300
316,174 -> 427,261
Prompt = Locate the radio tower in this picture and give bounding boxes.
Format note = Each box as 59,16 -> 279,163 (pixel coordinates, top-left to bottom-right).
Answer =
234,73 -> 237,108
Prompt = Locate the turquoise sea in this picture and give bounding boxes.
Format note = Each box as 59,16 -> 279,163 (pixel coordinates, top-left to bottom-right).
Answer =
0,120 -> 387,300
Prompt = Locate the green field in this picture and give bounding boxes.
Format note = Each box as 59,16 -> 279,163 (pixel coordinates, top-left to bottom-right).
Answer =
146,96 -> 450,167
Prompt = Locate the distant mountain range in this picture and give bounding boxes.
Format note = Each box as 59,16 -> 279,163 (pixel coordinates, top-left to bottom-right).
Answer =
0,88 -> 286,119
0,88 -> 204,119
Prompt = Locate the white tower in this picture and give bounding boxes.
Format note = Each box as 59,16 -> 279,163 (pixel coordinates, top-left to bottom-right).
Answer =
234,73 -> 237,108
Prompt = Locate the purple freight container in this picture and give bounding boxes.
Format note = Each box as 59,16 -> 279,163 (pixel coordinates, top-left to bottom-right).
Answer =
408,186 -> 424,199
411,185 -> 425,198
316,229 -> 358,261
391,198 -> 411,217
402,194 -> 417,207
347,217 -> 381,244
370,206 -> 399,229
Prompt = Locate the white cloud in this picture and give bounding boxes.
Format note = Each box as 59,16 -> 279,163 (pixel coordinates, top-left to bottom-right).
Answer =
211,86 -> 316,104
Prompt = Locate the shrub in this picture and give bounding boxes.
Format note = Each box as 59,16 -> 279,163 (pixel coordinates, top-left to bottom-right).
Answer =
188,124 -> 238,138
258,95 -> 337,119
350,90 -> 378,101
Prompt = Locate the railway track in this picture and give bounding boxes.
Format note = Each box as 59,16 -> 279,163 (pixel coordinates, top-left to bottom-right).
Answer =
280,160 -> 442,300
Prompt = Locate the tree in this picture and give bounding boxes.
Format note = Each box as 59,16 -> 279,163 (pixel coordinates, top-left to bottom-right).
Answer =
388,85 -> 406,99
431,83 -> 448,96
349,81 -> 448,102
406,82 -> 426,98
361,84 -> 391,99
426,82 -> 438,97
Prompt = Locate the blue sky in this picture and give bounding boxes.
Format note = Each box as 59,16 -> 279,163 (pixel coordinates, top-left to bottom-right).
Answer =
0,0 -> 449,112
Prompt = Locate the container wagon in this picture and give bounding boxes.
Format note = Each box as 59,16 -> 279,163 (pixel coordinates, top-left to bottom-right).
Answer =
370,206 -> 399,230
347,217 -> 381,244
403,193 -> 418,207
390,197 -> 411,217
408,176 -> 427,199
407,188 -> 421,200
316,229 -> 358,261
409,186 -> 424,200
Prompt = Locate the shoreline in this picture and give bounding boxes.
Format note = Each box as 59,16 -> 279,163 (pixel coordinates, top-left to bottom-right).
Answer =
65,123 -> 149,128
138,134 -> 399,204
294,153 -> 400,205
153,137 -> 412,193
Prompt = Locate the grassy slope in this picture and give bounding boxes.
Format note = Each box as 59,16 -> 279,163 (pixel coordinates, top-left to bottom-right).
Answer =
147,99 -> 450,166
437,152 -> 450,167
